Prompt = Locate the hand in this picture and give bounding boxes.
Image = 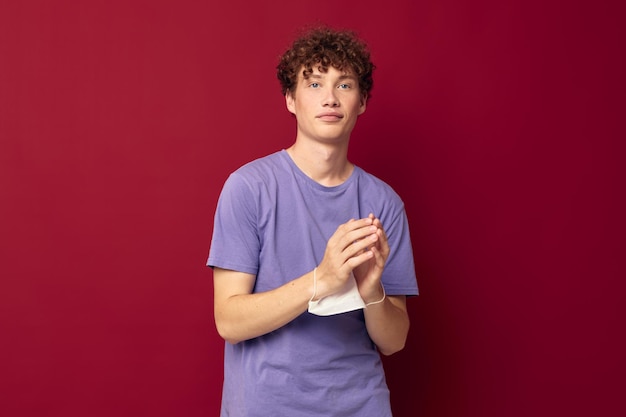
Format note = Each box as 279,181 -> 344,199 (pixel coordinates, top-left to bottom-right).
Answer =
353,214 -> 390,303
315,217 -> 380,300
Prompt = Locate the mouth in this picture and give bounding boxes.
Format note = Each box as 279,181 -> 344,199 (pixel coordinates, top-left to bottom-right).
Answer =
316,112 -> 343,121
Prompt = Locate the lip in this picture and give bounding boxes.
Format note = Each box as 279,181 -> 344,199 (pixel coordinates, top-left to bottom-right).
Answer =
316,112 -> 343,121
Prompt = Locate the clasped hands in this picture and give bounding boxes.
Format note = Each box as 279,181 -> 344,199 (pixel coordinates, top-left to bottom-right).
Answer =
314,213 -> 390,304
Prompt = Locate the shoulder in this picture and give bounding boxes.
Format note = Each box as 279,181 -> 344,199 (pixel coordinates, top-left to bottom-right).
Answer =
236,151 -> 284,173
225,151 -> 287,189
353,166 -> 408,228
354,166 -> 404,206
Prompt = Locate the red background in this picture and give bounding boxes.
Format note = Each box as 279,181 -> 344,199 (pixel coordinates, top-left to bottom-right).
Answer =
1,1 -> 624,416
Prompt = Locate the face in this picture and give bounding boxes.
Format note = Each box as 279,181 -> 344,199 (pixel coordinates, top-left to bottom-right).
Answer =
286,65 -> 367,145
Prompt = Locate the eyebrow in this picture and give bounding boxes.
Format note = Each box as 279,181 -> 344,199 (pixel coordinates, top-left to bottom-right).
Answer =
305,73 -> 357,82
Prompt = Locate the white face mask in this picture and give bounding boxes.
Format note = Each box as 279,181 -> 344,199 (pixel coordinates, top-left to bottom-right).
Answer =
308,272 -> 365,316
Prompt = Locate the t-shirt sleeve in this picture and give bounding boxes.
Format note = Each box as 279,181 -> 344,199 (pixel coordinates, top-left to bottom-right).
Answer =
207,172 -> 260,275
380,201 -> 419,297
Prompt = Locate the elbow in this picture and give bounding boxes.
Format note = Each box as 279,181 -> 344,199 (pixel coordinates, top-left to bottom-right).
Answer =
215,319 -> 244,345
219,332 -> 242,345
218,332 -> 243,346
377,320 -> 410,356
378,339 -> 406,356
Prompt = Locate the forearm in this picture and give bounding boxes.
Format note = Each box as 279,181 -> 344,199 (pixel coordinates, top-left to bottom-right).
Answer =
363,295 -> 410,356
214,269 -> 314,344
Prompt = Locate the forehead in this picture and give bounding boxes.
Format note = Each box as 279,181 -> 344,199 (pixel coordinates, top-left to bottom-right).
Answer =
299,64 -> 356,80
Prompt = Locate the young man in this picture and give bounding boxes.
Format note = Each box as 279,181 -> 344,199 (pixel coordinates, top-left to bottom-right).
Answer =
207,27 -> 418,416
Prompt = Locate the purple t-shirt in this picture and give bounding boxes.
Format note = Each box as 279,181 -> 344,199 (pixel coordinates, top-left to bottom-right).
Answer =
208,150 -> 418,417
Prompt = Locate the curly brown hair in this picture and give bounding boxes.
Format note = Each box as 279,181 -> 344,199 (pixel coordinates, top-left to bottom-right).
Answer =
276,26 -> 375,99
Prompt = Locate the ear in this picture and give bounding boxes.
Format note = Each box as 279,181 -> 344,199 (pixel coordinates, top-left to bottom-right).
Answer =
358,92 -> 367,115
285,91 -> 296,115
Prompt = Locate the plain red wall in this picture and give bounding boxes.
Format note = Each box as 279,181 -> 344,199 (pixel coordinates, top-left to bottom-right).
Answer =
1,1 -> 624,416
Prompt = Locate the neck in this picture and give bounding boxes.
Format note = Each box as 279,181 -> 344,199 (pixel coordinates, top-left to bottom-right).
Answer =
286,141 -> 353,187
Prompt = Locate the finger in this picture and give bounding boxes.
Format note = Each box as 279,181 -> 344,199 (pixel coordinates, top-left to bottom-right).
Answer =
345,247 -> 375,269
371,216 -> 384,231
328,218 -> 371,247
343,217 -> 374,231
376,224 -> 388,246
369,245 -> 386,268
335,222 -> 378,252
325,218 -> 378,265
373,227 -> 390,260
344,232 -> 379,260
346,223 -> 378,243
370,217 -> 388,244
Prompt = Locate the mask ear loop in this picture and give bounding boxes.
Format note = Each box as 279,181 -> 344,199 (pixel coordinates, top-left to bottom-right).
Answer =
365,284 -> 386,307
309,267 -> 318,303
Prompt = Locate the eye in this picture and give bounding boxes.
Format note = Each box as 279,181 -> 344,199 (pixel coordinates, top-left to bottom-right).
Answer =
338,83 -> 351,89
310,82 -> 320,88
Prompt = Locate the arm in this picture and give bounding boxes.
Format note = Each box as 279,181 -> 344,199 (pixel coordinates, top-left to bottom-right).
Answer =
363,294 -> 410,356
213,267 -> 314,344
213,217 -> 381,344
353,215 -> 411,356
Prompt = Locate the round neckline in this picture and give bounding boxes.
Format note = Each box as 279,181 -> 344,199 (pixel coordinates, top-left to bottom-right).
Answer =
280,149 -> 358,192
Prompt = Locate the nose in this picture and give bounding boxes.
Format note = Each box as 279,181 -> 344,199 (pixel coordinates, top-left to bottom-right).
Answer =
321,86 -> 339,107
